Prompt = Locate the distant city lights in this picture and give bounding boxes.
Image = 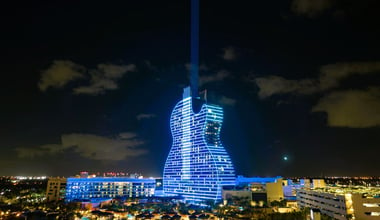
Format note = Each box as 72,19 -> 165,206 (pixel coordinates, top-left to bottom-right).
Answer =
14,176 -> 47,180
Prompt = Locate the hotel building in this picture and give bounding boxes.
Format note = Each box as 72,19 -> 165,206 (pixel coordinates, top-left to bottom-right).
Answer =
65,177 -> 155,202
163,87 -> 236,203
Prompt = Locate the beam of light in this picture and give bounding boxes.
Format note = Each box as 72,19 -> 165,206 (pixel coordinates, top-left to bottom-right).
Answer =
190,0 -> 199,98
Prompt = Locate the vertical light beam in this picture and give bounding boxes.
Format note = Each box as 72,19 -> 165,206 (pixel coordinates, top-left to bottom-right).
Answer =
190,0 -> 199,98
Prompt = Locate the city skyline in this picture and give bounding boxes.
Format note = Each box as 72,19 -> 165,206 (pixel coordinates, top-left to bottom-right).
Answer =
1,0 -> 380,177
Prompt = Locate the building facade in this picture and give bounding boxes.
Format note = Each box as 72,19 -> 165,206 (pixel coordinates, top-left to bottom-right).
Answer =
46,177 -> 67,202
266,179 -> 284,202
222,176 -> 286,206
312,179 -> 326,188
297,188 -> 349,220
65,177 -> 155,202
163,87 -> 235,203
297,186 -> 380,220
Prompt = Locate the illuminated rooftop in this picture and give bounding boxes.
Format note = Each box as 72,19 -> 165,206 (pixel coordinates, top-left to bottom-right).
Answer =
308,185 -> 380,197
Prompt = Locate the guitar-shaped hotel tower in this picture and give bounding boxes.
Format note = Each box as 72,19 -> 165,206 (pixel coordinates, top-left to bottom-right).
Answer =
163,0 -> 236,204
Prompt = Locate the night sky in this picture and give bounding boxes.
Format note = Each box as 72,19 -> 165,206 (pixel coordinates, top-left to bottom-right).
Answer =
1,0 -> 380,177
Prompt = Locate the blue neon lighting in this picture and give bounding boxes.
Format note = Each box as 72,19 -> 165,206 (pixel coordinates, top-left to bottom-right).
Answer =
163,87 -> 236,203
190,0 -> 199,98
65,177 -> 155,202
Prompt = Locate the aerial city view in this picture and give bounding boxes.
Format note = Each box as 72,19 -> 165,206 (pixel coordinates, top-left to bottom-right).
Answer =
1,0 -> 380,219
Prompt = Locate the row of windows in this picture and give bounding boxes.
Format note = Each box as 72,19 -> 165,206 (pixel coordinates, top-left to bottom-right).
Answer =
164,96 -> 235,203
298,191 -> 344,202
65,180 -> 155,201
298,196 -> 346,210
299,201 -> 346,217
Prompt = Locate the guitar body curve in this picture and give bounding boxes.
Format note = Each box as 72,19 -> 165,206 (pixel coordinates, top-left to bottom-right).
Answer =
163,88 -> 235,203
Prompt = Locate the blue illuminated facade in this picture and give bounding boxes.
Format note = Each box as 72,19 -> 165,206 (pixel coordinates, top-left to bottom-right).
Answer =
65,177 -> 155,202
163,87 -> 236,203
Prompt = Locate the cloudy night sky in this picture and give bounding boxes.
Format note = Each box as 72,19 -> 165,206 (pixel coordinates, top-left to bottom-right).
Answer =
1,0 -> 380,177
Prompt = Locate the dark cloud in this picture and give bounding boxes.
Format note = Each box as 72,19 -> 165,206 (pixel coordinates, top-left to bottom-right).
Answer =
222,46 -> 238,61
312,88 -> 380,128
74,64 -> 136,95
73,79 -> 118,95
39,60 -> 136,95
219,96 -> 237,106
98,63 -> 136,79
15,133 -> 146,161
118,132 -> 138,139
136,113 -> 157,120
199,70 -> 230,86
255,61 -> 380,129
255,61 -> 380,98
16,144 -> 62,158
255,76 -> 318,99
319,62 -> 380,90
291,0 -> 333,17
38,60 -> 85,91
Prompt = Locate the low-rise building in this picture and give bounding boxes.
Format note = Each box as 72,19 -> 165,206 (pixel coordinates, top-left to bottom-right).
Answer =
297,186 -> 380,220
312,179 -> 326,188
46,177 -> 67,202
222,188 -> 252,202
65,177 -> 156,202
222,176 -> 285,206
266,179 -> 284,202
